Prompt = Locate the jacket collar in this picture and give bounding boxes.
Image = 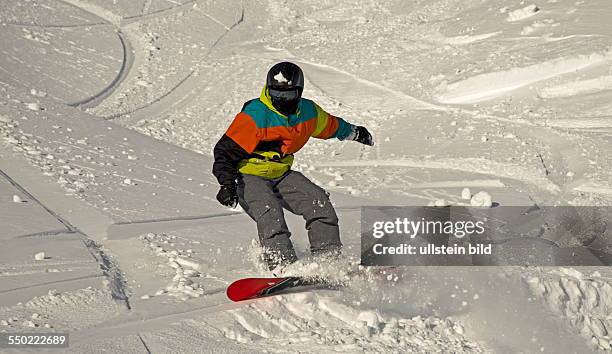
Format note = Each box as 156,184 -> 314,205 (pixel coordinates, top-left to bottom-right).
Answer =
259,86 -> 300,118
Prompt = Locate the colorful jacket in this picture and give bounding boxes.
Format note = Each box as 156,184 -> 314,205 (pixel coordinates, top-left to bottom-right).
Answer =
212,87 -> 354,185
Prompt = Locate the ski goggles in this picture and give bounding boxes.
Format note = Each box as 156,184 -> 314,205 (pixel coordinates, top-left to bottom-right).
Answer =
268,88 -> 300,100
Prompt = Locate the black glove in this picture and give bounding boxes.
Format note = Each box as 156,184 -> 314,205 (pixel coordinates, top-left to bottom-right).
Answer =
351,126 -> 374,146
216,183 -> 238,208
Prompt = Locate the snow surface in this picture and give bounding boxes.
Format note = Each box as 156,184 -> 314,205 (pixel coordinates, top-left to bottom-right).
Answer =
1,0 -> 612,352
506,4 -> 540,23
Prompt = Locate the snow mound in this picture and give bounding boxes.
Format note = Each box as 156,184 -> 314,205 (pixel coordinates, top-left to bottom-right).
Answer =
222,292 -> 484,353
26,103 -> 42,111
506,5 -> 540,22
435,50 -> 612,104
140,233 -> 207,301
470,191 -> 492,207
538,75 -> 612,99
461,187 -> 472,200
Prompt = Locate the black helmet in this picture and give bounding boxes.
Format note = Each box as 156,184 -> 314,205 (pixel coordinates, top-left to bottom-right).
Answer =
266,61 -> 304,92
266,62 -> 304,115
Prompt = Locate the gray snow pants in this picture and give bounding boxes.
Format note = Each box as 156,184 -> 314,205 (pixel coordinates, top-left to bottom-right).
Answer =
237,170 -> 342,269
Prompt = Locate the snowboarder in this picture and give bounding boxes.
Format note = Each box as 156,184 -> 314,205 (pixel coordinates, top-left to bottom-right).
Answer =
212,62 -> 374,270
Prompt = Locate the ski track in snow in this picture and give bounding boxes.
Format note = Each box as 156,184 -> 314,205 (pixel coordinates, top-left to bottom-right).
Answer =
5,0 -> 135,109
92,2 -> 245,122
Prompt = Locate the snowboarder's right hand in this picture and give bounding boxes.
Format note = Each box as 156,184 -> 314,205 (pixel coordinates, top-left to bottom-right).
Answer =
216,183 -> 238,208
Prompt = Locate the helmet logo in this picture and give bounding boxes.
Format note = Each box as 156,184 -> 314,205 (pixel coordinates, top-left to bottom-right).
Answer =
274,71 -> 289,84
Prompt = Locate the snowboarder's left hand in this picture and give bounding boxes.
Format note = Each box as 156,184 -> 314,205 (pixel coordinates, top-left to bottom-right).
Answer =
351,126 -> 374,146
216,183 -> 238,208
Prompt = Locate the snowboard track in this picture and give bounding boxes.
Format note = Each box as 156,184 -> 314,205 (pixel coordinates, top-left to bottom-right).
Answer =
50,0 -> 135,110
52,0 -> 232,113
50,0 -> 240,128
14,229 -> 78,239
82,239 -> 132,310
100,5 -> 245,121
67,30 -> 134,110
0,167 -> 75,232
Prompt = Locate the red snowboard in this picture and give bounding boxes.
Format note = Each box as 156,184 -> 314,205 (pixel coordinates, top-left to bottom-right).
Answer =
226,277 -> 318,302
